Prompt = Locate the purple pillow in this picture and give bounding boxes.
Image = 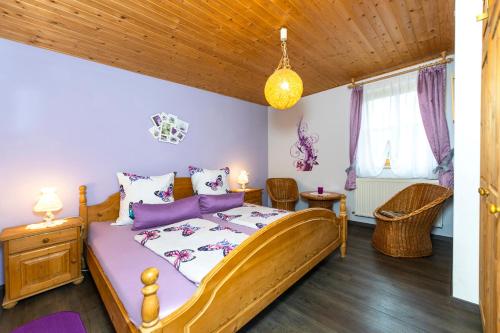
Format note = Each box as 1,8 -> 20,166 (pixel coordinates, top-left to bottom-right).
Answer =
132,196 -> 202,230
199,192 -> 244,214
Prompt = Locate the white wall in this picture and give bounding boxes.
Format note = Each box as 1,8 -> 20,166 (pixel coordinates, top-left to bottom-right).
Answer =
268,84 -> 350,214
452,0 -> 483,304
268,62 -> 455,237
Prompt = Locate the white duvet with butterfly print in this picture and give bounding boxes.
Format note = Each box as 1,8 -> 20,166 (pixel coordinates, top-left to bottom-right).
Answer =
214,204 -> 291,230
134,218 -> 248,285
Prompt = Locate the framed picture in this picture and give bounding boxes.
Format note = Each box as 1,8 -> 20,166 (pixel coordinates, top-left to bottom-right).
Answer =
149,113 -> 189,145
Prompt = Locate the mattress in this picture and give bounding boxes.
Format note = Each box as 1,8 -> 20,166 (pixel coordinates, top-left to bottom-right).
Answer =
87,213 -> 257,326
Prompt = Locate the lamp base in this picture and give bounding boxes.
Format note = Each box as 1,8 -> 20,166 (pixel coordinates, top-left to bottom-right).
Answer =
43,211 -> 55,222
240,183 -> 247,190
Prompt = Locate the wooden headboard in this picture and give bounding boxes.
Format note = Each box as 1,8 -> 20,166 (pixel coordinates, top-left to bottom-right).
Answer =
79,177 -> 194,238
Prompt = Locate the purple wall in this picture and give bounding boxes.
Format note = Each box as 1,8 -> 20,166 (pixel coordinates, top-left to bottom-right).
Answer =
0,38 -> 268,284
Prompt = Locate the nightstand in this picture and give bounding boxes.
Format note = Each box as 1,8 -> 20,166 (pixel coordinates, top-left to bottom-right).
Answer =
230,188 -> 263,205
0,217 -> 84,309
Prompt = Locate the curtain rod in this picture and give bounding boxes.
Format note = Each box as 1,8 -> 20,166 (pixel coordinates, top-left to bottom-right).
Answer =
348,51 -> 453,89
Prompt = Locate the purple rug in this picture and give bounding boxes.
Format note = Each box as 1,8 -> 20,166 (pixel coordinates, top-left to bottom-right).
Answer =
12,311 -> 86,333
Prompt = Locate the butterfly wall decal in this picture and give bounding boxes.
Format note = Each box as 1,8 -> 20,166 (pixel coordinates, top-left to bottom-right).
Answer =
164,249 -> 196,269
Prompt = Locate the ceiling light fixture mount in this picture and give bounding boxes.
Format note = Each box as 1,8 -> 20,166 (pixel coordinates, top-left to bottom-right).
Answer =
265,27 -> 303,110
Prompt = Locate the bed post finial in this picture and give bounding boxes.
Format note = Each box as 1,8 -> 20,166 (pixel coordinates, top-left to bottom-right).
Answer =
79,185 -> 87,205
140,267 -> 160,332
339,194 -> 347,257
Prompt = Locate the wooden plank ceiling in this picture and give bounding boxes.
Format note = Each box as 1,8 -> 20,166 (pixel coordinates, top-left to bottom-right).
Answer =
0,0 -> 454,105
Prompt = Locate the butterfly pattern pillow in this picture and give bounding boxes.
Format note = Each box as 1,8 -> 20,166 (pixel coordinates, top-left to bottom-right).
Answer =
188,166 -> 230,195
114,172 -> 176,226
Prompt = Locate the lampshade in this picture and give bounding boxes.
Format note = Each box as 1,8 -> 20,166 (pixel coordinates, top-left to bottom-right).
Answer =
237,170 -> 249,185
34,187 -> 63,213
265,68 -> 303,110
264,27 -> 303,110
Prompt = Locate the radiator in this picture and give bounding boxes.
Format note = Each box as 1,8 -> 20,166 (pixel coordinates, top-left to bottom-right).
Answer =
354,178 -> 443,228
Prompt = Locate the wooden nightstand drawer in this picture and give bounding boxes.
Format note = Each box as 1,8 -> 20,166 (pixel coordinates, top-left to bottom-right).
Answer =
8,241 -> 80,299
9,228 -> 77,254
244,190 -> 263,205
230,188 -> 263,206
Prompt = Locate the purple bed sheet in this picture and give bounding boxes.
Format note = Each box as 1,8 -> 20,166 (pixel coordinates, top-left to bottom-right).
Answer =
87,213 -> 257,326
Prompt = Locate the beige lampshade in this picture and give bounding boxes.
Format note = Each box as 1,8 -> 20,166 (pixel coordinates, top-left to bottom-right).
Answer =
237,170 -> 249,185
33,187 -> 63,213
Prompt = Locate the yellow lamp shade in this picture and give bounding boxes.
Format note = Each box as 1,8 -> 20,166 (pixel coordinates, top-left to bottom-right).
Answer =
265,68 -> 303,110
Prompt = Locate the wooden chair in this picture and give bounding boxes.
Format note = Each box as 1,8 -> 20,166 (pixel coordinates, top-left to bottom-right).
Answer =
266,178 -> 299,211
372,183 -> 453,258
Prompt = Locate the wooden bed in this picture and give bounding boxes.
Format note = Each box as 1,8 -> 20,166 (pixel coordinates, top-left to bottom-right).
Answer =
79,177 -> 347,333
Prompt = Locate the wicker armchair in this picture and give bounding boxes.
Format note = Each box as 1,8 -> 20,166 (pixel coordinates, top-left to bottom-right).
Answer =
372,183 -> 453,258
266,178 -> 299,211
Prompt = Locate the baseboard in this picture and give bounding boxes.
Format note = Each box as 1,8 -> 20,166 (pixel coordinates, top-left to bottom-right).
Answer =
348,220 -> 374,229
431,233 -> 453,243
451,297 -> 480,314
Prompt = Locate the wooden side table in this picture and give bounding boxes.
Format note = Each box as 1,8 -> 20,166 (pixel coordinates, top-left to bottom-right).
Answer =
230,188 -> 263,205
300,191 -> 345,211
0,217 -> 84,309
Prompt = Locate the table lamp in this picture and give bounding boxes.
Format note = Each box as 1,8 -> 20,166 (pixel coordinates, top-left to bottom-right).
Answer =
237,170 -> 249,190
33,187 -> 63,222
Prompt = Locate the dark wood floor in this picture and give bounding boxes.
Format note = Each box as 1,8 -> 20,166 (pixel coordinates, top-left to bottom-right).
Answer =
0,224 -> 482,333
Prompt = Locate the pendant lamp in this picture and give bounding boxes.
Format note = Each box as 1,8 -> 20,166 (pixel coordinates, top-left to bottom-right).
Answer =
264,27 -> 303,110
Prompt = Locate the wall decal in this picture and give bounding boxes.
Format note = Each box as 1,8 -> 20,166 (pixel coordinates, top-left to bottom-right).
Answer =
149,112 -> 189,144
290,117 -> 319,171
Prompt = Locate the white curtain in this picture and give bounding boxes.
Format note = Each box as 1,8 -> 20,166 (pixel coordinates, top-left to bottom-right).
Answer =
356,71 -> 437,179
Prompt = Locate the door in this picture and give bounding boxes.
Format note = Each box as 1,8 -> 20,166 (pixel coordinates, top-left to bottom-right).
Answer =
479,0 -> 500,332
8,241 -> 79,299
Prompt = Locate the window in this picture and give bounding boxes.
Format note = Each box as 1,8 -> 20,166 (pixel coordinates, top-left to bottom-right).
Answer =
356,71 -> 437,179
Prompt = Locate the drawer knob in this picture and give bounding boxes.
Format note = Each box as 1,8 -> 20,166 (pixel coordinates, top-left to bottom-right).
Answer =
71,258 -> 77,264
42,238 -> 50,243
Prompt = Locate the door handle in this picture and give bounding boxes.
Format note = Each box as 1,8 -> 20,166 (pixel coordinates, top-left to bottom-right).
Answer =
478,187 -> 490,196
477,0 -> 489,21
489,204 -> 499,214
477,12 -> 489,21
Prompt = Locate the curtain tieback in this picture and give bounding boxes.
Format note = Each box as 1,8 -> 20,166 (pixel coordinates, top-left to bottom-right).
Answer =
345,165 -> 355,174
433,149 -> 454,173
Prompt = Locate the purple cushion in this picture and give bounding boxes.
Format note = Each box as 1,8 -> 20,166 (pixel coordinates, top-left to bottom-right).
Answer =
12,311 -> 86,333
199,192 -> 244,214
132,196 -> 202,230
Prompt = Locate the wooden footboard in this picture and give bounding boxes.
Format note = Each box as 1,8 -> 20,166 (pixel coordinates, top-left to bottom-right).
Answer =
79,181 -> 347,333
141,208 -> 345,333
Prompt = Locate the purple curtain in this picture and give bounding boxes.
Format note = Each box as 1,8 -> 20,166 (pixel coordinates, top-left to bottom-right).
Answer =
417,64 -> 454,188
344,86 -> 363,190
